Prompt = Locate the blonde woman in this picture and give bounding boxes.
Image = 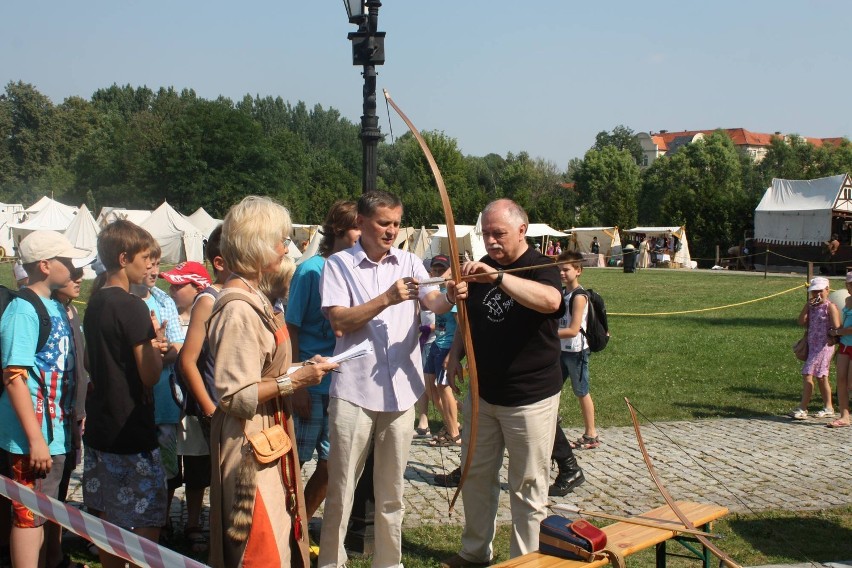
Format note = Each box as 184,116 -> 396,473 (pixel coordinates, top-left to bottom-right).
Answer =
207,196 -> 337,568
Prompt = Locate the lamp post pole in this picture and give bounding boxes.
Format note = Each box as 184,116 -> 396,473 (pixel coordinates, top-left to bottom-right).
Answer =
348,0 -> 385,193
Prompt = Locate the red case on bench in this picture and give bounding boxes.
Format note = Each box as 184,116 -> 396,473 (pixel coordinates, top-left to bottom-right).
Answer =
539,516 -> 607,561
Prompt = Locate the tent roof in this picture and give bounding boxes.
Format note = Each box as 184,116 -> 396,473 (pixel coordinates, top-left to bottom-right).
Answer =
187,207 -> 221,236
25,195 -> 78,215
625,226 -> 685,235
63,203 -> 99,253
755,174 -> 852,213
140,201 -> 204,263
526,224 -> 569,238
12,199 -> 77,231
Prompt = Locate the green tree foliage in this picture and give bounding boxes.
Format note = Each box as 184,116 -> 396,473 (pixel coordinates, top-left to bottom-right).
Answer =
574,146 -> 640,230
592,125 -> 643,164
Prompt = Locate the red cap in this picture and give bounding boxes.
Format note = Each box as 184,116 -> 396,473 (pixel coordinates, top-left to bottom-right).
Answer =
160,261 -> 211,290
431,254 -> 451,267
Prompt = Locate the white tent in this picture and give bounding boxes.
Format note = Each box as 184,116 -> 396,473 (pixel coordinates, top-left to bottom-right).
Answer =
63,204 -> 100,253
187,207 -> 221,237
97,207 -> 152,228
754,174 -> 852,245
140,202 -> 204,264
624,226 -> 692,268
407,227 -> 434,259
569,227 -> 622,256
25,196 -> 77,216
10,198 -> 78,245
427,224 -> 487,261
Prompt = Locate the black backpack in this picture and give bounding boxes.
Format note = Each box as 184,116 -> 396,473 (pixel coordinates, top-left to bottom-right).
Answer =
568,287 -> 610,353
0,286 -> 55,443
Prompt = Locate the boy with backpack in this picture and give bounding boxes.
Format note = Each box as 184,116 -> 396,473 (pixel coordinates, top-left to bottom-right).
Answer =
83,220 -> 168,568
0,230 -> 90,568
556,251 -> 601,450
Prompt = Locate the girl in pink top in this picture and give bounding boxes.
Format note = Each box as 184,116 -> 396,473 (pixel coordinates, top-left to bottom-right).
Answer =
790,277 -> 839,420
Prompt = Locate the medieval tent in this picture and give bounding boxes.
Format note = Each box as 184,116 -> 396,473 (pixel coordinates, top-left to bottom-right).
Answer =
140,201 -> 204,263
187,207 -> 222,237
63,204 -> 100,253
25,196 -> 77,216
569,227 -> 622,256
10,198 -> 78,245
624,226 -> 693,268
96,207 -> 152,228
754,174 -> 852,245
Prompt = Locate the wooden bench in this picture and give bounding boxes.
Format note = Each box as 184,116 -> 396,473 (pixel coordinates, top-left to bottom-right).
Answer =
493,501 -> 728,568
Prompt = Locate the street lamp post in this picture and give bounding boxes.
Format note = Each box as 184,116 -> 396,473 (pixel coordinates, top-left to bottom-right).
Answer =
344,0 -> 385,193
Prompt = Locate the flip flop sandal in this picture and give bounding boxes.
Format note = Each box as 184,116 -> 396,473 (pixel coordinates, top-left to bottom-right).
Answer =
429,433 -> 462,447
827,419 -> 851,428
573,434 -> 601,449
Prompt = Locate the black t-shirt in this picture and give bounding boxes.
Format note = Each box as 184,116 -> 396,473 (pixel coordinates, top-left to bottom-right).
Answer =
83,287 -> 157,453
467,247 -> 565,406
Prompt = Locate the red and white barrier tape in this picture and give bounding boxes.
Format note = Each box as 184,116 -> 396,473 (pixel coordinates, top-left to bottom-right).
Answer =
0,474 -> 208,568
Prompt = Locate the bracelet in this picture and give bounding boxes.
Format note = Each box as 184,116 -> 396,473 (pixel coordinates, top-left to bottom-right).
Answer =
276,375 -> 293,397
493,270 -> 504,287
445,292 -> 456,306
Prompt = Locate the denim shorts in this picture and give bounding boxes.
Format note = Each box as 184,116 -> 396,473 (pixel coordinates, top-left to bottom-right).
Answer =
425,343 -> 451,386
560,349 -> 591,397
294,392 -> 330,463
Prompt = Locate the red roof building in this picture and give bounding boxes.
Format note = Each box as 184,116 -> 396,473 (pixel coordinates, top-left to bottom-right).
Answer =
635,128 -> 844,167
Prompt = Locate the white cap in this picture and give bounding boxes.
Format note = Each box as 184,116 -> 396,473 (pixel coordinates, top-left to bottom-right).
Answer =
19,231 -> 91,266
808,276 -> 830,292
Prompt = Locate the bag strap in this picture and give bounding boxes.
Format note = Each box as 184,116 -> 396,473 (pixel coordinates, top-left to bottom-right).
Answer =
539,533 -> 595,562
209,292 -> 278,336
597,547 -> 626,568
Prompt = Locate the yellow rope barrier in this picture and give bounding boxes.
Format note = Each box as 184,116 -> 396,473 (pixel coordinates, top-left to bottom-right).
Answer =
609,283 -> 805,317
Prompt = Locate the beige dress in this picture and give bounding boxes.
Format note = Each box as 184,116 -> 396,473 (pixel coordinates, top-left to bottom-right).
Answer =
207,288 -> 309,568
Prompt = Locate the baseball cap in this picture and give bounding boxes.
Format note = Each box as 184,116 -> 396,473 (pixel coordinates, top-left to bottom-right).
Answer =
431,254 -> 451,268
19,230 -> 91,266
808,276 -> 830,291
160,261 -> 212,290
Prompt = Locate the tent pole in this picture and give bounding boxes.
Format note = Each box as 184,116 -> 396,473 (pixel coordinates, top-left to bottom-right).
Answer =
764,248 -> 769,279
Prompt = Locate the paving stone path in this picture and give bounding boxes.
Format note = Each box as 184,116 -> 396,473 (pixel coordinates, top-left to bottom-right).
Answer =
64,413 -> 852,531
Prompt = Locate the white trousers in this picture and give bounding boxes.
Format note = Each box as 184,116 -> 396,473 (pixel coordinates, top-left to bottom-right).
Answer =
459,392 -> 560,561
318,397 -> 414,568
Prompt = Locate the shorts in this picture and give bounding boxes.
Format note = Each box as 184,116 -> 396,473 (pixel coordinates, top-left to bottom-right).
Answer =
157,424 -> 182,490
0,450 -> 67,528
839,344 -> 852,357
83,446 -> 167,529
560,349 -> 591,397
294,393 -> 330,463
182,455 -> 211,490
425,344 -> 451,386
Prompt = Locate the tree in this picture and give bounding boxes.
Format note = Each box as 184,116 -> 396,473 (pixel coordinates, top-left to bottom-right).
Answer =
573,146 -> 640,229
592,125 -> 643,164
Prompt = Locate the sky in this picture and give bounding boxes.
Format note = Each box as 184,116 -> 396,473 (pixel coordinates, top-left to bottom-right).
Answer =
2,1 -> 850,168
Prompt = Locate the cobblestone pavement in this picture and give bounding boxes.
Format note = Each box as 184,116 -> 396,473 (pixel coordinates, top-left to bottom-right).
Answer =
64,413 -> 852,532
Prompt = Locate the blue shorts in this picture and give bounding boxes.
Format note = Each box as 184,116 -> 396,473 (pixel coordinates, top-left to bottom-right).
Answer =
560,349 -> 590,397
294,392 -> 330,463
424,343 -> 451,386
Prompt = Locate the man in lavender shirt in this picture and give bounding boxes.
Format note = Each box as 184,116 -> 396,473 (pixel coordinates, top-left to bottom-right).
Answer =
318,191 -> 467,568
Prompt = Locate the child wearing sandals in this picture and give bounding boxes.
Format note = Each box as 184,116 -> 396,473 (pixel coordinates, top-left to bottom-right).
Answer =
424,255 -> 461,448
827,273 -> 852,427
789,276 -> 839,421
556,251 -> 599,450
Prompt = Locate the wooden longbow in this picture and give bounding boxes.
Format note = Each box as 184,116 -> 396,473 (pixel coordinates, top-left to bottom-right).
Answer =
625,398 -> 741,568
383,89 -> 479,514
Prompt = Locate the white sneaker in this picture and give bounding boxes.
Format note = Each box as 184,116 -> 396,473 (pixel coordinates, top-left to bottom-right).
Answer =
816,408 -> 836,418
789,408 -> 808,420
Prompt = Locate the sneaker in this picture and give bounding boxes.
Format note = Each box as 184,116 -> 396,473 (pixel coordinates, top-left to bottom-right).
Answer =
816,408 -> 836,418
789,408 -> 808,420
434,467 -> 461,488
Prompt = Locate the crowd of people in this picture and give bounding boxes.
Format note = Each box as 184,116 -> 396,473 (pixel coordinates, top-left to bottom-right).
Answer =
0,192 -> 606,568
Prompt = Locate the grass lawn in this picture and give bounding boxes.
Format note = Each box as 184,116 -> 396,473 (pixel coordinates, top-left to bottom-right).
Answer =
3,262 -> 840,567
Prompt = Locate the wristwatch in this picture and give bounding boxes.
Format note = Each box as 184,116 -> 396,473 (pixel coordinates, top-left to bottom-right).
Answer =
276,375 -> 293,397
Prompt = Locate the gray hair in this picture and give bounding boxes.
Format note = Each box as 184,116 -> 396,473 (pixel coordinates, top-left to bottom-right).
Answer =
482,199 -> 528,227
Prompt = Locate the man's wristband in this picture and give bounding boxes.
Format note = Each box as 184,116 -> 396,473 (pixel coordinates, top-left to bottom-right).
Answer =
276,375 -> 293,397
445,292 -> 456,306
493,270 -> 504,287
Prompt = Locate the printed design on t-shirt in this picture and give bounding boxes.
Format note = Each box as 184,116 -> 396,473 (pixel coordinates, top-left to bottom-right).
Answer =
36,315 -> 74,425
482,287 -> 514,323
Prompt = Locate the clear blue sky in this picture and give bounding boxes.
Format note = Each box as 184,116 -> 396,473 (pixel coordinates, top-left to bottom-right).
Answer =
2,1 -> 850,167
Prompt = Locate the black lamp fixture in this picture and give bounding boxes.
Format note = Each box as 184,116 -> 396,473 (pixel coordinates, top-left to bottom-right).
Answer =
343,0 -> 385,193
